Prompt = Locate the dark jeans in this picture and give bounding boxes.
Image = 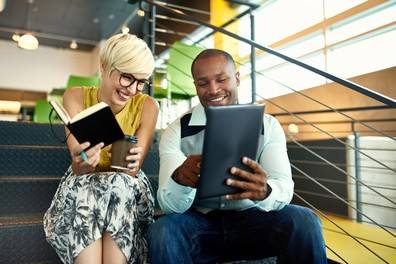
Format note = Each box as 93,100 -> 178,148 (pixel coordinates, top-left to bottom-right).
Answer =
147,204 -> 327,264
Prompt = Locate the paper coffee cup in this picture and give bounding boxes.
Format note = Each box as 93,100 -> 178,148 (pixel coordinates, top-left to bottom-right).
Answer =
111,135 -> 138,170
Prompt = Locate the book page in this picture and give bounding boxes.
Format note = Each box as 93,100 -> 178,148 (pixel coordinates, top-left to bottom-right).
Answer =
70,102 -> 109,123
49,100 -> 71,125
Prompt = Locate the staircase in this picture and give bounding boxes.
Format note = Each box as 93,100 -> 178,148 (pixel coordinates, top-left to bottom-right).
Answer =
0,121 -> 161,263
0,121 -> 68,263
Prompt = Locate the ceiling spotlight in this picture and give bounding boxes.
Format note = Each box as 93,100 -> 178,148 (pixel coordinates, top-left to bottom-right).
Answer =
70,39 -> 78,49
12,33 -> 20,42
18,0 -> 38,50
18,33 -> 39,50
137,9 -> 145,17
0,0 -> 6,13
121,25 -> 130,34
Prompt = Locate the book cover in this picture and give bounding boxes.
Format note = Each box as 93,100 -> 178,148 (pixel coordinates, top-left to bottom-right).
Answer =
50,100 -> 124,147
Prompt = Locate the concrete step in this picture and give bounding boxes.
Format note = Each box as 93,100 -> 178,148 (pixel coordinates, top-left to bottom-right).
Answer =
0,146 -> 70,177
0,214 -> 61,264
0,121 -> 65,146
0,179 -> 60,216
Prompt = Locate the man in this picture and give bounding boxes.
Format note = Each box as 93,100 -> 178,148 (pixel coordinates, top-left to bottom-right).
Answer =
148,49 -> 327,263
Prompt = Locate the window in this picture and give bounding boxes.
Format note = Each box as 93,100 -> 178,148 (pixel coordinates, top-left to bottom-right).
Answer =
324,0 -> 366,18
254,0 -> 323,45
237,0 -> 396,100
327,29 -> 396,78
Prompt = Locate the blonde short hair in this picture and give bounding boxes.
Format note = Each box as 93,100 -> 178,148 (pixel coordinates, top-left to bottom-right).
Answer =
100,33 -> 155,78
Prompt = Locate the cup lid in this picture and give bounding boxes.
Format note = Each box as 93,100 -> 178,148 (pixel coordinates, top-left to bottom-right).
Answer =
124,135 -> 138,143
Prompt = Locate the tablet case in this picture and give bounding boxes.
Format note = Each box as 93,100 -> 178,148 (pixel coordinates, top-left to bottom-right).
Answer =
197,104 -> 265,199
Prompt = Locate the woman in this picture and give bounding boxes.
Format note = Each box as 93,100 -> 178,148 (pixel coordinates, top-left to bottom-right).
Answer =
43,33 -> 158,264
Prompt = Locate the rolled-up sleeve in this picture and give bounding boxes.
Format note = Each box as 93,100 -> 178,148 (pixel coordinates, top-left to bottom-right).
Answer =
255,115 -> 294,211
157,120 -> 196,214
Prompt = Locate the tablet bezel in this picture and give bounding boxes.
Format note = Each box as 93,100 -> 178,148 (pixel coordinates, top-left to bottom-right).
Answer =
197,104 -> 265,199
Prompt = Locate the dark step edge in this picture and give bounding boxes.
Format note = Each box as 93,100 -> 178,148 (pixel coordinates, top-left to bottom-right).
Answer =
0,213 -> 44,227
0,145 -> 67,149
0,176 -> 61,182
0,211 -> 165,227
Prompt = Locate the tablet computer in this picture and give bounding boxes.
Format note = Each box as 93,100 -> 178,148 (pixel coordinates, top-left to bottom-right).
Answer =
197,104 -> 265,199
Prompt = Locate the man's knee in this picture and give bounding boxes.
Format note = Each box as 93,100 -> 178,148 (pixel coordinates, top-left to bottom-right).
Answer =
148,214 -> 184,246
283,205 -> 323,238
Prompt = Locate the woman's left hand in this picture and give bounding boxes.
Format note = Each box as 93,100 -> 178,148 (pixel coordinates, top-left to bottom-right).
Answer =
125,146 -> 143,176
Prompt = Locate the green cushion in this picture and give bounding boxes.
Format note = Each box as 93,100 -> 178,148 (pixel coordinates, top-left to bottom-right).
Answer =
154,42 -> 203,100
33,100 -> 58,123
66,75 -> 101,88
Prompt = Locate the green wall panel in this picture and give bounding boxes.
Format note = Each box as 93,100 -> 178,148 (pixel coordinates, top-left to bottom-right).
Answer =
166,42 -> 203,99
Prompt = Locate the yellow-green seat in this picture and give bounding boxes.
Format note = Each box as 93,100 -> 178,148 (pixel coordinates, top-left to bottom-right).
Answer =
66,75 -> 100,88
33,99 -> 59,123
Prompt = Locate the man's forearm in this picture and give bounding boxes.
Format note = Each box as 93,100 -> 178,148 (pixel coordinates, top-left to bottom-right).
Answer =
157,174 -> 197,214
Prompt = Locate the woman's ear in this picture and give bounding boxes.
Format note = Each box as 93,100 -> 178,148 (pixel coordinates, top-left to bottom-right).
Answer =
100,64 -> 106,74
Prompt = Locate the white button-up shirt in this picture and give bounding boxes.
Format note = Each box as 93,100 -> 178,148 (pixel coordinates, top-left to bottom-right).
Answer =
158,104 -> 294,214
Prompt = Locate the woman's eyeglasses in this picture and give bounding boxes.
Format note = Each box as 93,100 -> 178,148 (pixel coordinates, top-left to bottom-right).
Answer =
116,69 -> 151,92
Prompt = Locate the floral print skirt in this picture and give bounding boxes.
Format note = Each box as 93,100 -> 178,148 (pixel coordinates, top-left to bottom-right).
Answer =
43,167 -> 154,264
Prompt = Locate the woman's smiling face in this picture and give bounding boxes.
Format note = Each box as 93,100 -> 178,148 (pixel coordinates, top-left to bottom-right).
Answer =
100,67 -> 148,108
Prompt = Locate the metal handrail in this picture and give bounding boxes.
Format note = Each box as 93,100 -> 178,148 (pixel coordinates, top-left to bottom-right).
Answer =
158,42 -> 396,174
154,17 -> 396,143
144,0 -> 396,107
271,106 -> 393,116
155,40 -> 396,236
261,95 -> 396,173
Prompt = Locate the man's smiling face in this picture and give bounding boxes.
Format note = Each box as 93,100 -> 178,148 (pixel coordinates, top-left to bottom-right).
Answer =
192,54 -> 240,108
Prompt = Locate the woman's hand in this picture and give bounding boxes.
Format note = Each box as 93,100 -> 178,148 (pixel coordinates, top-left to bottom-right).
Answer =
125,146 -> 143,177
71,141 -> 104,175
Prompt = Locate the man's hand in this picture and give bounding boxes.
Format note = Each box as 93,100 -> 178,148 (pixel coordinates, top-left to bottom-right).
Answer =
225,157 -> 271,201
172,155 -> 202,188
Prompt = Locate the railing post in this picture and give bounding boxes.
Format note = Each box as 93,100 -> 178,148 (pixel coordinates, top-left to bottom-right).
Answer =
149,3 -> 156,97
249,8 -> 256,103
352,122 -> 362,222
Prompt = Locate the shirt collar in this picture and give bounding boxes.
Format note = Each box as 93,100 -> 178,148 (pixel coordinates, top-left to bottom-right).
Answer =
189,103 -> 206,126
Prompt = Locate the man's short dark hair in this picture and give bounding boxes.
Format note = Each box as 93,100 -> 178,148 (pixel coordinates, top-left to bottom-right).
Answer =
191,49 -> 236,78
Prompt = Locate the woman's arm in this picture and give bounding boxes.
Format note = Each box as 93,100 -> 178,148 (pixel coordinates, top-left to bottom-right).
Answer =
126,96 -> 159,177
63,88 -> 103,175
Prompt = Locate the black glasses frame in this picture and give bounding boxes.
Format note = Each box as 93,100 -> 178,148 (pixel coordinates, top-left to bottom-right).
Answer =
116,69 -> 151,92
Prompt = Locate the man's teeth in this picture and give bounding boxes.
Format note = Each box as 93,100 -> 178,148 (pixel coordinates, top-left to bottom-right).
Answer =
209,97 -> 224,102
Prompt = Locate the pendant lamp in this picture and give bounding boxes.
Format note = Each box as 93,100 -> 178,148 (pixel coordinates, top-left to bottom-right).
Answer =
18,0 -> 39,50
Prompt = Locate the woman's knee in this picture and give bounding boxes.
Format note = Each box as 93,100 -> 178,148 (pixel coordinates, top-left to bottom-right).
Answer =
109,173 -> 139,192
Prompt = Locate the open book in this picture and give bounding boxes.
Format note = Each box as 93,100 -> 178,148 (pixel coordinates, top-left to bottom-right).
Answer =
50,100 -> 124,147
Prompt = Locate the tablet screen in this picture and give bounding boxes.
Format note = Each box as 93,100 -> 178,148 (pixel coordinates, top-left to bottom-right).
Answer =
197,104 -> 265,199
